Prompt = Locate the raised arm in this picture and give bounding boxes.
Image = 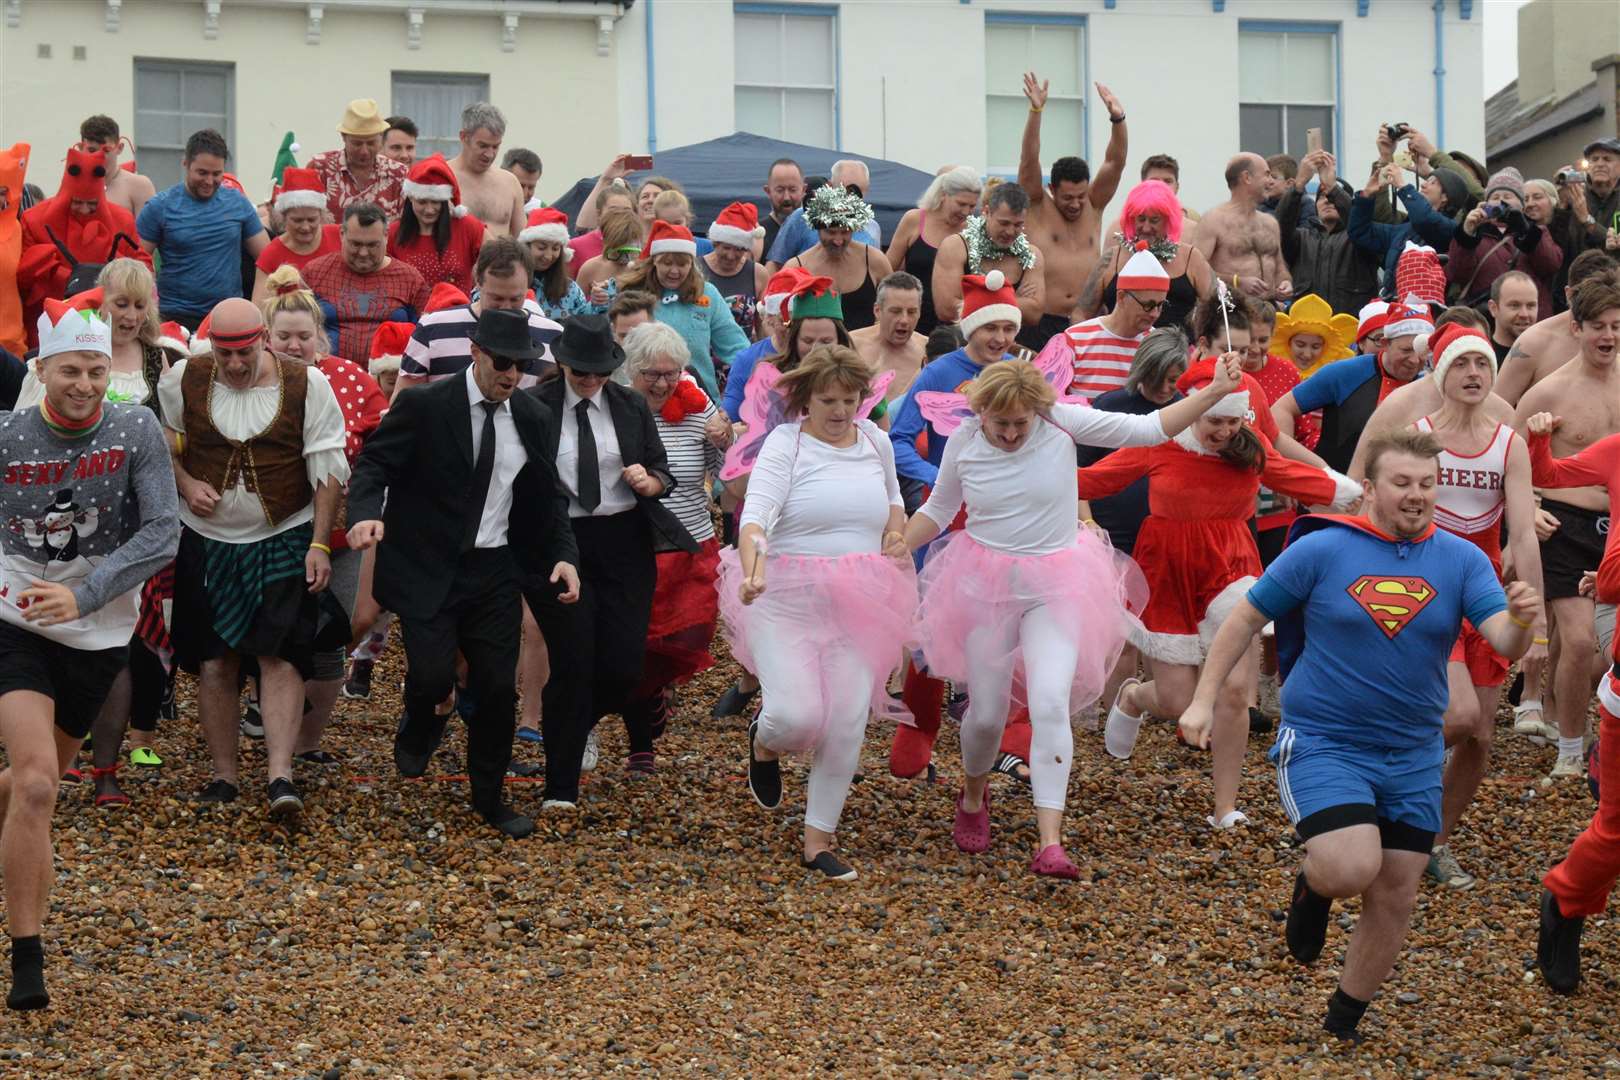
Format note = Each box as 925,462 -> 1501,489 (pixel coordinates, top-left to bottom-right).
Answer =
1089,83 -> 1128,210
574,155 -> 632,232
1017,72 -> 1049,203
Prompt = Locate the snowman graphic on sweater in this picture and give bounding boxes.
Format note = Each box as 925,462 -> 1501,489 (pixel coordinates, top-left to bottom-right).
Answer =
18,489 -> 99,563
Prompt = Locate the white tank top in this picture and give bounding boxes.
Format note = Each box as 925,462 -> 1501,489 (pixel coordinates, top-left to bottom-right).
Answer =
1415,416 -> 1513,540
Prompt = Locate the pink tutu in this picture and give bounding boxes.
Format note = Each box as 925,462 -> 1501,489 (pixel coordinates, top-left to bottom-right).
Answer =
916,531 -> 1147,712
717,547 -> 918,752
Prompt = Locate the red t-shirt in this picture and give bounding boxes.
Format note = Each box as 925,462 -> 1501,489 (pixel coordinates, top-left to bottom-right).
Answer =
255,224 -> 342,276
387,215 -> 486,293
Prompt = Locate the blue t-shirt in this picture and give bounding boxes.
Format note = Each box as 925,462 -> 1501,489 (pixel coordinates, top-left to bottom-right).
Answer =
1248,518 -> 1506,749
1291,354 -> 1380,414
888,348 -> 995,486
765,207 -> 880,265
137,183 -> 263,315
721,336 -> 779,422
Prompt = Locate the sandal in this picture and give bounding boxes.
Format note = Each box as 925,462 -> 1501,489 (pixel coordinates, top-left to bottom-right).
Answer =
1512,700 -> 1557,742
992,752 -> 1031,786
90,764 -> 131,809
128,746 -> 163,768
61,765 -> 85,784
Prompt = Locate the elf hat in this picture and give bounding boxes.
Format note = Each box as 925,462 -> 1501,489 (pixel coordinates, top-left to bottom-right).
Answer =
274,166 -> 326,213
760,267 -> 809,317
425,282 -> 469,313
1116,243 -> 1172,293
959,269 -> 1021,337
1383,296 -> 1435,341
271,131 -> 300,187
1355,299 -> 1391,343
37,298 -> 112,361
786,274 -> 843,322
402,154 -> 467,217
369,320 -> 413,377
517,207 -> 571,256
1268,294 -> 1359,378
1394,242 -> 1446,310
708,201 -> 764,250
1176,357 -> 1251,420
1426,323 -> 1496,388
640,219 -> 697,261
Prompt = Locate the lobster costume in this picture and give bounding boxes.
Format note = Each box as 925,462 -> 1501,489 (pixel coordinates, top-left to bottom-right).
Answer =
0,142 -> 28,355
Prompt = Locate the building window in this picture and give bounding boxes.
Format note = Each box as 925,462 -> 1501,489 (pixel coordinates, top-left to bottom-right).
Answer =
392,73 -> 492,161
1238,26 -> 1337,159
133,59 -> 233,191
734,6 -> 837,148
984,17 -> 1086,174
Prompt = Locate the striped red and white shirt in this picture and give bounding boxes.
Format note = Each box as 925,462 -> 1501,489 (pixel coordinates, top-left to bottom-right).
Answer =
1063,317 -> 1148,398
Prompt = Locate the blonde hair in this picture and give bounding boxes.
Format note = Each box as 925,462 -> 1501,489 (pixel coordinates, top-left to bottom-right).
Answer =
260,265 -> 329,352
966,360 -> 1056,416
96,258 -> 160,345
980,176 -> 1006,212
651,188 -> 691,225
777,345 -> 875,415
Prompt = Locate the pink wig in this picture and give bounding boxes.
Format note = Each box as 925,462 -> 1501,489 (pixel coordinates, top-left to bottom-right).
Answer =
1121,180 -> 1184,243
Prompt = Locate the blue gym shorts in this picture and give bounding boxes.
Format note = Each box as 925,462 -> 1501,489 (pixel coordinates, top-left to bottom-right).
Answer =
1268,725 -> 1443,854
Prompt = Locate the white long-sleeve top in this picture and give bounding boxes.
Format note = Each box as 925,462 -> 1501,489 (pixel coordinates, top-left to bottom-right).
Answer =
919,403 -> 1168,557
739,419 -> 901,557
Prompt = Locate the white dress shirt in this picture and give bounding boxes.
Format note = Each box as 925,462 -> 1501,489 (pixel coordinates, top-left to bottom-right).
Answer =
557,381 -> 636,519
464,366 -> 529,548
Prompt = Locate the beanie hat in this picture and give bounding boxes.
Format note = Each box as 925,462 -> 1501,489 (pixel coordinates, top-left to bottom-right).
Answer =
274,166 -> 326,213
402,154 -> 467,217
708,201 -> 765,249
1355,299 -> 1391,343
760,267 -> 809,317
369,320 -> 413,377
1175,357 -> 1250,420
517,207 -> 571,256
959,269 -> 1021,338
425,282 -> 469,313
1382,296 -> 1435,341
786,274 -> 843,322
36,299 -> 111,361
1430,167 -> 1469,213
640,219 -> 697,260
271,131 -> 300,187
1268,294 -> 1358,378
1426,323 -> 1496,388
1483,166 -> 1526,205
1394,243 -> 1446,310
1117,243 -> 1171,293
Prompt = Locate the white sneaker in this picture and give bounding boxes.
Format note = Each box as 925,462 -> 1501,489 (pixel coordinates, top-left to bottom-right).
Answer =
1207,810 -> 1250,830
1551,753 -> 1586,780
1512,701 -> 1558,742
580,729 -> 600,772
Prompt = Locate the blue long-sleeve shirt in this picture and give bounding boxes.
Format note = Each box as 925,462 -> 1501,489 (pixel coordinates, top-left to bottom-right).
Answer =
721,337 -> 779,422
1347,186 -> 1458,297
888,348 -> 994,486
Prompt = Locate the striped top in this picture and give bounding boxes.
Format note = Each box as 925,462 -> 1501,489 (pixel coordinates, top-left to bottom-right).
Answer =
400,302 -> 562,387
655,398 -> 724,544
1065,317 -> 1148,399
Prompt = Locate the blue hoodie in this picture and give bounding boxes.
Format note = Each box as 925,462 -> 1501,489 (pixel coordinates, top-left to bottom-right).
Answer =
1347,185 -> 1458,298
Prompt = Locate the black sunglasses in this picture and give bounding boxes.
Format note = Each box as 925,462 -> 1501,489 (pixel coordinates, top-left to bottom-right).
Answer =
486,353 -> 521,372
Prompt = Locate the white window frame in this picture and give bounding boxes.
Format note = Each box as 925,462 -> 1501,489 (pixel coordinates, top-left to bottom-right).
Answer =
133,58 -> 235,191
982,14 -> 1087,176
1236,23 -> 1340,160
733,4 -> 839,148
391,72 -> 492,162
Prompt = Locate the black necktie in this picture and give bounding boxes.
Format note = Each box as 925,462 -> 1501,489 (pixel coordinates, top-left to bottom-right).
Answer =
461,400 -> 499,551
575,398 -> 600,513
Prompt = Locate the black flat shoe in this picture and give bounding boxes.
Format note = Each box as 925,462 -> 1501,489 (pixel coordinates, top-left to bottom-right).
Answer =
747,719 -> 781,810
393,713 -> 445,779
294,750 -> 340,766
479,805 -> 535,839
195,779 -> 239,804
268,778 -> 304,819
713,681 -> 759,719
1538,888 -> 1584,994
801,851 -> 857,881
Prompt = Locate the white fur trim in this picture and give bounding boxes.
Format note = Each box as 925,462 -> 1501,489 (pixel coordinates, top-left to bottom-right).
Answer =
155,335 -> 190,356
707,223 -> 758,249
1204,389 -> 1251,419
648,238 -> 697,257
1172,425 -> 1215,456
1325,469 -> 1365,512
960,302 -> 1021,339
761,293 -> 788,317
402,180 -> 454,202
1128,574 -> 1254,665
518,223 -> 570,247
369,356 -> 402,376
452,204 -> 468,218
275,189 -> 328,213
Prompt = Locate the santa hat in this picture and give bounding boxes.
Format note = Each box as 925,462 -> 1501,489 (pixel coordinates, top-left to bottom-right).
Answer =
786,274 -> 843,322
1382,296 -> 1435,342
708,201 -> 764,250
189,314 -> 213,356
402,154 -> 468,218
425,282 -> 469,313
220,173 -> 246,194
1394,242 -> 1446,310
517,207 -> 571,256
759,267 -> 808,318
156,320 -> 192,356
1176,357 -> 1252,420
1116,243 -> 1172,293
36,299 -> 111,361
275,166 -> 325,213
1426,323 -> 1496,388
640,219 -> 697,260
369,320 -> 413,377
959,269 -> 1021,337
1356,299 -> 1391,343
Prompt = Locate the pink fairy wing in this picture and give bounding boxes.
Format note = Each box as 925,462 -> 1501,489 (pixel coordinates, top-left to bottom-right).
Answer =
1032,333 -> 1091,405
720,362 -> 796,482
916,390 -> 974,436
859,369 -> 895,420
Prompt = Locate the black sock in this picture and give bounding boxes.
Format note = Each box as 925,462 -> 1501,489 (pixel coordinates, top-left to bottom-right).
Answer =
1323,987 -> 1369,1036
8,935 -> 47,1011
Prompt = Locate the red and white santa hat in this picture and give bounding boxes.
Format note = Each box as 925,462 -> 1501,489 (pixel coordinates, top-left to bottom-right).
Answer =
402,154 -> 468,218
708,201 -> 764,250
275,166 -> 326,214
369,320 -> 414,378
425,282 -> 470,313
1355,299 -> 1391,343
1424,323 -> 1496,387
1382,295 -> 1435,342
36,299 -> 112,361
156,320 -> 192,356
1176,357 -> 1252,420
517,207 -> 571,257
640,219 -> 697,261
1116,243 -> 1172,293
959,269 -> 1021,337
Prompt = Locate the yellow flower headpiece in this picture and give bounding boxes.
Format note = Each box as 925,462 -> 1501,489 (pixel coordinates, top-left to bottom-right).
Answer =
1268,294 -> 1359,379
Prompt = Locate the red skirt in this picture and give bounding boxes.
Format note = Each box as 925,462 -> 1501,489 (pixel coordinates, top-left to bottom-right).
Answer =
643,537 -> 722,685
1132,517 -> 1261,665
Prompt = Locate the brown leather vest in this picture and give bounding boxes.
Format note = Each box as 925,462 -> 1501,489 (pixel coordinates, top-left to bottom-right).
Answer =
180,354 -> 312,528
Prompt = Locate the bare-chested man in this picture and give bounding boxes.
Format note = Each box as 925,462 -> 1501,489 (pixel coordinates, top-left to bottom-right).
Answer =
450,102 -> 524,239
1495,251 -> 1619,406
79,115 -> 155,219
851,271 -> 927,401
1018,72 -> 1126,351
932,183 -> 1045,343
1194,153 -> 1292,305
1514,279 -> 1620,781
782,186 -> 893,332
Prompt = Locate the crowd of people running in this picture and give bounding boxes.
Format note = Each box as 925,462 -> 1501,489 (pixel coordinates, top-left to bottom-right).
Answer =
4,80 -> 1620,1042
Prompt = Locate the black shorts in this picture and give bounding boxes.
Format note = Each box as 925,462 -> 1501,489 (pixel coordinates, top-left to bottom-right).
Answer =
0,621 -> 128,740
1540,498 -> 1610,600
1015,313 -> 1070,354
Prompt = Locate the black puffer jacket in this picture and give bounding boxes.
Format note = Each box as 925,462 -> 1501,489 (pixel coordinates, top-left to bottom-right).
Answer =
1279,184 -> 1381,316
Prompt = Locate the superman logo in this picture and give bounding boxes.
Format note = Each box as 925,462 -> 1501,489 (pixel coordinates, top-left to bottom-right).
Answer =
1346,576 -> 1437,639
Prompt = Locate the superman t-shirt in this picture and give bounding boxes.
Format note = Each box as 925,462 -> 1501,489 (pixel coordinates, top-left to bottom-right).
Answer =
1247,516 -> 1506,749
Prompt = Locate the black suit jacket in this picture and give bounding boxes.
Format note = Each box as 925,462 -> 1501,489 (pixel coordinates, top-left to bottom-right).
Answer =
348,374 -> 579,620
528,377 -> 699,554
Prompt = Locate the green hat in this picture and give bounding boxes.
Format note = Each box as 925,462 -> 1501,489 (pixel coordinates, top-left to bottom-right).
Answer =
271,131 -> 300,187
788,275 -> 844,322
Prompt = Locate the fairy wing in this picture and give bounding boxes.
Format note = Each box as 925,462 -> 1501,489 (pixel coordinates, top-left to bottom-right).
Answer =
859,369 -> 895,420
720,362 -> 795,482
916,391 -> 975,436
1031,332 -> 1092,406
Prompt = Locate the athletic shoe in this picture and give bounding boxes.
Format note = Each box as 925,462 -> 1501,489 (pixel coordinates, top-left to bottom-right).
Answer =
1030,845 -> 1081,880
515,726 -> 544,745
158,677 -> 177,722
540,799 -> 577,811
801,851 -> 857,881
580,729 -> 600,773
1512,701 -> 1558,742
342,658 -> 374,700
747,719 -> 782,810
1537,888 -> 1584,995
952,789 -> 991,853
240,693 -> 264,739
1285,871 -> 1333,965
946,688 -> 970,722
1257,672 -> 1281,721
1208,810 -> 1250,830
1551,754 -> 1586,781
267,778 -> 303,818
1425,844 -> 1475,890
195,779 -> 239,804
128,746 -> 163,768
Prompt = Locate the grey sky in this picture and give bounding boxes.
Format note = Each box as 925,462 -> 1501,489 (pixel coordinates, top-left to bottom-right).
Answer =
1483,0 -> 1530,97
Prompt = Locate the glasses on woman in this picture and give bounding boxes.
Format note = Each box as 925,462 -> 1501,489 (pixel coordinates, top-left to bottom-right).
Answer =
638,369 -> 681,385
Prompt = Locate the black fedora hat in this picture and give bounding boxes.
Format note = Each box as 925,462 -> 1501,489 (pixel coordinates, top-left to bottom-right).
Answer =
469,307 -> 542,363
551,314 -> 624,375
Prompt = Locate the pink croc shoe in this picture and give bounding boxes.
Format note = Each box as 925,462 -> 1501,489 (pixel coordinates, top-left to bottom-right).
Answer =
1030,844 -> 1080,880
953,788 -> 991,853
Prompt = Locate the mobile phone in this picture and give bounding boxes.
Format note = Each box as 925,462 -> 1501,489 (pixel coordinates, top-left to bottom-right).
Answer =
625,154 -> 654,172
1306,127 -> 1322,155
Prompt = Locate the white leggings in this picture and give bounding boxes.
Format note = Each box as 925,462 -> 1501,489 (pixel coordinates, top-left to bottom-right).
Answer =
750,598 -> 877,834
960,602 -> 1081,812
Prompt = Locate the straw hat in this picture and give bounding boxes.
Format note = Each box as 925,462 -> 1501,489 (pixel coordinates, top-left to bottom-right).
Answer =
337,99 -> 389,138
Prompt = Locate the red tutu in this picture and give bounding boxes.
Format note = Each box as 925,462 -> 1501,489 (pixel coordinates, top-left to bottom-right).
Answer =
916,531 -> 1147,712
643,538 -> 722,686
